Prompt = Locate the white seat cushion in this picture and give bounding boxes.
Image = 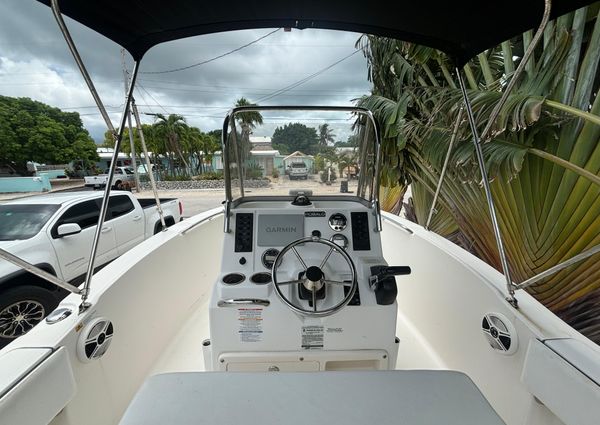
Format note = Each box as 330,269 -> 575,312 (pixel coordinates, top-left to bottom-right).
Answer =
120,370 -> 505,425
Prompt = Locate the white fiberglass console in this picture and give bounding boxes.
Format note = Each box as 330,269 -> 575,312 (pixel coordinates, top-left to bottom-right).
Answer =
206,196 -> 407,372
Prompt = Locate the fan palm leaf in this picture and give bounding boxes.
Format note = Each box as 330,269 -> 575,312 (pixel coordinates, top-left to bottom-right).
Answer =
358,5 -> 600,341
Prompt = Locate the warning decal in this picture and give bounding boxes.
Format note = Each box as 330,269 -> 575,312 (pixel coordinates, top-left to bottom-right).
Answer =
301,325 -> 324,349
238,308 -> 263,342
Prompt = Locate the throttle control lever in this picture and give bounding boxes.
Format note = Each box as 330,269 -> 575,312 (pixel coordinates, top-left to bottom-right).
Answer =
369,266 -> 411,289
369,265 -> 411,305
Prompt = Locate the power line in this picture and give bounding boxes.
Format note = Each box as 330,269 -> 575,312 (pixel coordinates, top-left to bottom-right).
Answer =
136,84 -> 169,114
137,78 -> 366,93
255,49 -> 362,104
136,85 -> 362,97
140,28 -> 281,75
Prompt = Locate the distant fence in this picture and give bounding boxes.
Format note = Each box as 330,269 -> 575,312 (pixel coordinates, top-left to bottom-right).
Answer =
38,170 -> 67,179
36,164 -> 68,171
0,175 -> 51,193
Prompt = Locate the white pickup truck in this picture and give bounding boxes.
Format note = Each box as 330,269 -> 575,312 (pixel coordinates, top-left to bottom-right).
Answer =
0,191 -> 182,345
84,166 -> 136,189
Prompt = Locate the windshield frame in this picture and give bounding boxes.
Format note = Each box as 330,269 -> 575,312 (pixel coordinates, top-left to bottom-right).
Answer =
221,105 -> 381,204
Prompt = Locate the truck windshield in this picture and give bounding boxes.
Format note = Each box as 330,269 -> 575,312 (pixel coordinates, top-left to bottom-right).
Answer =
0,204 -> 60,241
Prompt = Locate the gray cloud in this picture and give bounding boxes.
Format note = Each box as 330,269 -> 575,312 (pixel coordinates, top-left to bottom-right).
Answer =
0,1 -> 372,141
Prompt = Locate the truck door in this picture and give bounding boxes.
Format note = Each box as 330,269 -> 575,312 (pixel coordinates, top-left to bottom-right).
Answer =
49,199 -> 117,281
107,195 -> 144,255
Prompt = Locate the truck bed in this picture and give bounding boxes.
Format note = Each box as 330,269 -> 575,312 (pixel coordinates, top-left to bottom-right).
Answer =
137,198 -> 178,208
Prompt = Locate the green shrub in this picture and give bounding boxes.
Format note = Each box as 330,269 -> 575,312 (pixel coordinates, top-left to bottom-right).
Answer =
320,168 -> 337,183
246,162 -> 264,179
195,171 -> 223,180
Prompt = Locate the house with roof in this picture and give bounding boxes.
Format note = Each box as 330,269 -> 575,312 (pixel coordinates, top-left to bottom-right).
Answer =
282,151 -> 314,172
210,137 -> 283,177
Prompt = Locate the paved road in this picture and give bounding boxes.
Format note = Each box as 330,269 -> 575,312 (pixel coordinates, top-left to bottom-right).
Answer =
135,189 -> 225,218
0,175 -> 358,217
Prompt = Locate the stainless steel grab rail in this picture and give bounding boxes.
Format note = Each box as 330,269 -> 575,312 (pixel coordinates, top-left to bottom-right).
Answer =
217,299 -> 270,307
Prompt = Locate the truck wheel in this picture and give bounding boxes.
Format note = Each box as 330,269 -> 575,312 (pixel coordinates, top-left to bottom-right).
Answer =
0,286 -> 58,347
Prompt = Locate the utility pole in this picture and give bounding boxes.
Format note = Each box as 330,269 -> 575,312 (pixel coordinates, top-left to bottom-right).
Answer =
121,48 -> 141,192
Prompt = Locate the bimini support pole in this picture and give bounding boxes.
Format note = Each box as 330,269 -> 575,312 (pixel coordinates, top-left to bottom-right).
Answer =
516,244 -> 600,291
50,0 -> 140,311
131,98 -> 167,230
0,248 -> 81,295
457,70 -> 517,307
452,0 -> 552,308
122,49 -> 141,192
425,106 -> 463,230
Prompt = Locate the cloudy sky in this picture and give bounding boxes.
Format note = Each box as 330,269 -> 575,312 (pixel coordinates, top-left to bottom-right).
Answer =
0,1 -> 373,142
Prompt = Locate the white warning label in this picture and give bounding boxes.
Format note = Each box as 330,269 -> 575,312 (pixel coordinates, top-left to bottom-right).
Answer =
301,325 -> 324,349
238,308 -> 263,342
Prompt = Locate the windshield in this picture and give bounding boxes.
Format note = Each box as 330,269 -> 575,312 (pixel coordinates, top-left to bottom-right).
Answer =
0,204 -> 60,240
224,107 -> 379,201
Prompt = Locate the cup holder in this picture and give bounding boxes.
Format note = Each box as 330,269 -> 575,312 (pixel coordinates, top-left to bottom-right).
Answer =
222,273 -> 245,285
250,272 -> 272,285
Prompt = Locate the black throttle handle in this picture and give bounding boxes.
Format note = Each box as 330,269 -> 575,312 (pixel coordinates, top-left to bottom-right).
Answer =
369,265 -> 411,305
379,266 -> 411,277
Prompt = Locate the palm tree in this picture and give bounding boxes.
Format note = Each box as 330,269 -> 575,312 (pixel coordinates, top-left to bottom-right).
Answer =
187,127 -> 220,174
318,123 -> 336,147
233,98 -> 263,176
357,6 -> 600,342
153,113 -> 191,176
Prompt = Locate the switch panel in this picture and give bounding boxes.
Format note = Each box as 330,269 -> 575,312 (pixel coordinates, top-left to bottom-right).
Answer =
351,212 -> 371,251
234,213 -> 254,252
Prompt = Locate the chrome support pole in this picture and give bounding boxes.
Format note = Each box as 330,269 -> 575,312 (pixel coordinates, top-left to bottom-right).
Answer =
131,98 -> 167,230
229,119 -> 245,197
221,110 -> 234,203
368,110 -> 383,232
479,0 -> 551,142
50,0 -> 117,136
79,62 -> 140,308
456,68 -> 517,307
126,112 -> 141,191
516,244 -> 600,291
122,49 -> 141,192
51,0 -> 143,311
221,111 -> 233,233
425,106 -> 464,230
0,248 -> 81,295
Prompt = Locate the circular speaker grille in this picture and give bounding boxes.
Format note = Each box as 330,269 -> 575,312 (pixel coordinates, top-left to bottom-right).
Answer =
482,312 -> 518,355
77,317 -> 114,362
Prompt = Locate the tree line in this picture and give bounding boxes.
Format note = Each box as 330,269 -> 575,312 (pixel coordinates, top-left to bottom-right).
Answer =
0,95 -> 98,175
102,114 -> 221,178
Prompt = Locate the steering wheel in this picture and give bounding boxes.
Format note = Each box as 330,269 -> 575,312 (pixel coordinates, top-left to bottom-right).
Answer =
272,236 -> 357,317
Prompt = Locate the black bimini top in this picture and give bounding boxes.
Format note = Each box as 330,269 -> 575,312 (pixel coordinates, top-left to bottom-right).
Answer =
39,0 -> 594,65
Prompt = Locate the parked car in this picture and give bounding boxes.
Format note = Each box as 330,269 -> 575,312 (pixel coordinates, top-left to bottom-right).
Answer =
0,191 -> 182,346
84,166 -> 136,189
288,162 -> 308,180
